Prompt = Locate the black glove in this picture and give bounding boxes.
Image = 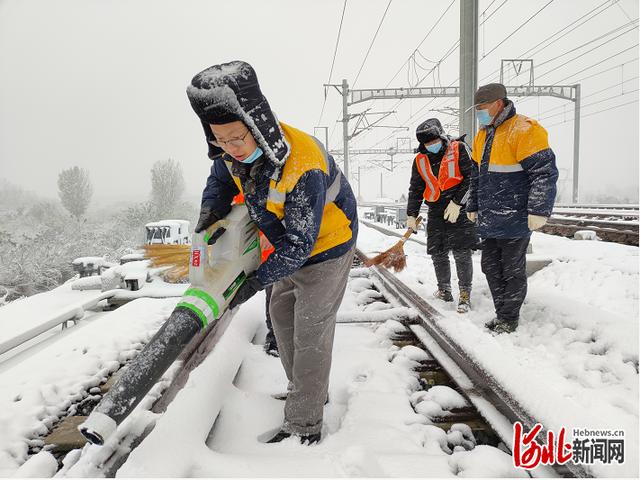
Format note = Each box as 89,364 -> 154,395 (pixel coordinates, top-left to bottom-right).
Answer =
229,273 -> 264,310
195,208 -> 219,233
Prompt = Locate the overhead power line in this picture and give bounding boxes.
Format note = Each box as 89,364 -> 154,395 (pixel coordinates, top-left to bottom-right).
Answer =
479,0 -> 616,84
479,0 -> 509,25
538,88 -> 638,121
352,39 -> 460,149
546,98 -> 638,128
534,19 -> 638,70
482,0 -> 555,59
514,56 -> 639,108
550,43 -> 639,85
534,75 -> 639,116
317,0 -> 349,126
480,0 -> 498,17
382,0 -> 456,89
574,57 -> 639,83
352,0 -> 393,88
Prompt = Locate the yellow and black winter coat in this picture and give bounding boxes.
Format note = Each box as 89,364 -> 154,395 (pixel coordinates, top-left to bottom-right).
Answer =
467,100 -> 558,238
200,123 -> 358,287
187,62 -> 358,287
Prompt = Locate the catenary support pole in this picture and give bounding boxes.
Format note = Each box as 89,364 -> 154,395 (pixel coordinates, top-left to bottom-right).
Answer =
459,0 -> 479,142
572,83 -> 581,203
342,78 -> 350,182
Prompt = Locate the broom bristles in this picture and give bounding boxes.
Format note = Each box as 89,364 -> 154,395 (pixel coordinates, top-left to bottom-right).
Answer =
365,216 -> 423,273
142,244 -> 191,281
365,240 -> 408,272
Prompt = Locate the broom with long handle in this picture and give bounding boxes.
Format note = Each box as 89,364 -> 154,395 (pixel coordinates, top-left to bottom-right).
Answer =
365,216 -> 423,272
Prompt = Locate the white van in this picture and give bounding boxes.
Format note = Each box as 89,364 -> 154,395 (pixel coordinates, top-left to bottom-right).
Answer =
144,220 -> 191,245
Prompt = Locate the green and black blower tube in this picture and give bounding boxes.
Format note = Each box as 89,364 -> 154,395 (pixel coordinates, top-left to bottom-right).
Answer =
79,307 -> 202,445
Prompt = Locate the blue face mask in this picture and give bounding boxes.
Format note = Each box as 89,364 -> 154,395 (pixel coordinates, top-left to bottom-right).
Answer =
425,142 -> 442,154
240,146 -> 263,164
476,108 -> 494,126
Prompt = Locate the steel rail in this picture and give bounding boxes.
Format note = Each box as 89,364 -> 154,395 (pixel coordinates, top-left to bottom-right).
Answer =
357,248 -> 590,478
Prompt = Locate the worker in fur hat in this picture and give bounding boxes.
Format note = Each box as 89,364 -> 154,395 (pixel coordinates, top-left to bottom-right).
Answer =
186,61 -> 358,445
406,118 -> 478,313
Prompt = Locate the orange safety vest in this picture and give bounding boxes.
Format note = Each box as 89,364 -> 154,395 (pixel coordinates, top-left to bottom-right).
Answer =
232,193 -> 274,263
415,141 -> 463,202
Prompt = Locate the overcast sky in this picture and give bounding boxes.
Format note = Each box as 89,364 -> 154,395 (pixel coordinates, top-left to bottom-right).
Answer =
0,0 -> 638,206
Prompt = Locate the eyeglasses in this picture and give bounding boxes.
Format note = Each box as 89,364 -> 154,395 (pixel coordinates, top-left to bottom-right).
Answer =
209,130 -> 251,148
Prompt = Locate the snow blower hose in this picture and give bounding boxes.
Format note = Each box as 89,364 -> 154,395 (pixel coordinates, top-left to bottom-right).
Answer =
79,204 -> 261,445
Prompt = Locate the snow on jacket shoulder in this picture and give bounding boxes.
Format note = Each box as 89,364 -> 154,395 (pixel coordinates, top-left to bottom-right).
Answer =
467,101 -> 558,238
200,122 -> 358,287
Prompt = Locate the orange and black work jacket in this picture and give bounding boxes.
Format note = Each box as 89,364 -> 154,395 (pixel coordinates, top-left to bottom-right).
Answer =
407,138 -> 474,219
407,137 -> 478,254
415,141 -> 464,202
467,100 -> 558,238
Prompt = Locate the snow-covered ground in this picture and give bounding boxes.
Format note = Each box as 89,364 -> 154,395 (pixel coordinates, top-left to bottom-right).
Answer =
0,220 -> 637,477
61,287 -> 523,478
358,219 -> 639,478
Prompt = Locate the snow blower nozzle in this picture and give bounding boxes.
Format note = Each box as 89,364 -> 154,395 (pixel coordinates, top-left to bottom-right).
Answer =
78,204 -> 261,445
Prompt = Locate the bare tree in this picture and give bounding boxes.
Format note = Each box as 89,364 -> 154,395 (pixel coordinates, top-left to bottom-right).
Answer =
150,158 -> 185,218
57,166 -> 93,218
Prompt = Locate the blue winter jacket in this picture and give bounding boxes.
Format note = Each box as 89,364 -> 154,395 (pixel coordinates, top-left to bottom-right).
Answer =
467,101 -> 559,238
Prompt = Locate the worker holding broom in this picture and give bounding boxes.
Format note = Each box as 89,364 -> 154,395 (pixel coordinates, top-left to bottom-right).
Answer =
406,118 -> 478,313
186,61 -> 358,445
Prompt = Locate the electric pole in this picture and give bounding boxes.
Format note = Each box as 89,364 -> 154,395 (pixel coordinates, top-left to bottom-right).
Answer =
573,83 -> 581,203
460,0 -> 479,142
341,78 -> 350,181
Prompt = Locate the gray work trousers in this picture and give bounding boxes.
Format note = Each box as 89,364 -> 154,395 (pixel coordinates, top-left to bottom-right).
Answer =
269,246 -> 355,435
431,248 -> 473,293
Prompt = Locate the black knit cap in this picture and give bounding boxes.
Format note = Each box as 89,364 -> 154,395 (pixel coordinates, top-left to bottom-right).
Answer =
416,118 -> 444,144
186,61 -> 290,166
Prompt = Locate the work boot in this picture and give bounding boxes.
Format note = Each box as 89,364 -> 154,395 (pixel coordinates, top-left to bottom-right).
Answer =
266,429 -> 321,445
485,318 -> 518,334
264,341 -> 279,357
433,289 -> 454,302
457,291 -> 471,313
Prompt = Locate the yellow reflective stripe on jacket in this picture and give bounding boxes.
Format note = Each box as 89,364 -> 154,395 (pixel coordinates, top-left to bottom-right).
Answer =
472,113 -> 550,167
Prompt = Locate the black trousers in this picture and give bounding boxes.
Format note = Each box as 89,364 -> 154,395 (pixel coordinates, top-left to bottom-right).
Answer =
430,249 -> 473,293
480,237 -> 529,322
264,285 -> 277,347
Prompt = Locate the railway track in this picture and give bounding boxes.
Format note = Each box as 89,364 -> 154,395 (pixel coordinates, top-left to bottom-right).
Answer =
16,253 -> 594,477
361,202 -> 639,247
355,250 -> 588,478
25,307 -> 235,475
541,218 -> 638,246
